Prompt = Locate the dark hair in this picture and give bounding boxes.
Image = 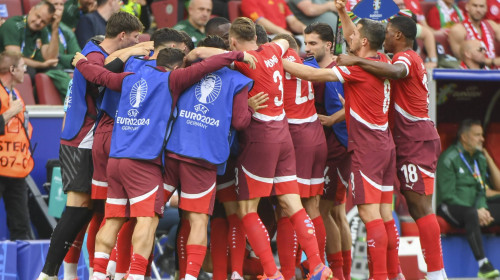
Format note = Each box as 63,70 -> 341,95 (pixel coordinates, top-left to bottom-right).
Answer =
197,35 -> 227,49
97,0 -> 109,7
272,33 -> 298,50
35,0 -> 55,14
0,50 -> 22,73
206,17 -> 231,35
255,24 -> 269,46
304,22 -> 334,45
389,16 -> 417,41
151,28 -> 186,49
179,31 -> 195,52
230,17 -> 256,42
457,119 -> 482,141
105,11 -> 144,38
358,18 -> 385,50
157,48 -> 186,69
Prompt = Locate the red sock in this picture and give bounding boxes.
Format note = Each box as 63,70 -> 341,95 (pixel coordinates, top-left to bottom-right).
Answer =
87,212 -> 104,268
186,244 -> 207,278
129,253 -> 148,276
365,219 -> 388,280
93,252 -> 110,274
145,252 -> 154,277
326,252 -> 344,280
211,218 -> 229,280
342,250 -> 351,280
312,216 -> 326,263
277,217 -> 298,280
64,223 -> 86,264
416,214 -> 444,272
227,214 -> 246,275
289,209 -> 322,272
178,218 -> 191,279
384,219 -> 400,279
241,212 -> 278,276
116,219 -> 136,274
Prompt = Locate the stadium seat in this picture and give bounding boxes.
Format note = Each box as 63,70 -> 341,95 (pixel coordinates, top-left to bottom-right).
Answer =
16,73 -> 36,105
35,73 -> 62,105
420,1 -> 435,19
437,122 -> 459,151
0,0 -> 23,18
228,0 -> 242,22
485,122 -> 500,164
435,33 -> 453,55
151,0 -> 178,28
22,0 -> 39,14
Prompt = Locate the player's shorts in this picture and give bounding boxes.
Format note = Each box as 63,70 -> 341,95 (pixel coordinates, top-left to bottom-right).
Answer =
322,148 -> 350,205
164,157 -> 217,215
91,131 -> 111,200
216,156 -> 238,203
395,138 -> 441,195
294,142 -> 327,198
235,137 -> 299,200
60,144 -> 93,194
106,158 -> 164,218
350,147 -> 396,205
162,172 -> 176,203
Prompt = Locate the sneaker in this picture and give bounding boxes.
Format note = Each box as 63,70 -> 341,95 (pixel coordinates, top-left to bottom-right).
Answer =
478,261 -> 500,279
231,271 -> 244,280
308,264 -> 333,280
258,272 -> 285,280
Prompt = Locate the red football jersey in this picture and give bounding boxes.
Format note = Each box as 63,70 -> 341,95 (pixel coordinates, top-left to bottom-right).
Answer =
391,50 -> 439,142
282,48 -> 318,123
234,42 -> 287,122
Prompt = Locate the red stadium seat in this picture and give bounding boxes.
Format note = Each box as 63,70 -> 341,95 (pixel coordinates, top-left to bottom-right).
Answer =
0,0 -> 23,18
22,0 -> 39,14
437,122 -> 459,151
228,1 -> 241,22
151,0 -> 178,28
420,1 -> 435,19
435,33 -> 453,55
35,73 -> 62,105
15,73 -> 36,105
485,122 -> 500,165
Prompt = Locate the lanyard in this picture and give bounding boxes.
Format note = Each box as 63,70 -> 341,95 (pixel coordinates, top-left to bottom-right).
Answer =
48,27 -> 68,51
20,16 -> 39,59
0,80 -> 18,100
459,152 -> 485,189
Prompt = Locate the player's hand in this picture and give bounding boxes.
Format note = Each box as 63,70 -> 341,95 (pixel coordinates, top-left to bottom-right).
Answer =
71,52 -> 87,67
338,93 -> 345,106
337,54 -> 361,66
8,94 -> 23,116
248,92 -> 269,112
42,58 -> 59,68
335,0 -> 346,11
242,52 -> 258,69
318,114 -> 336,127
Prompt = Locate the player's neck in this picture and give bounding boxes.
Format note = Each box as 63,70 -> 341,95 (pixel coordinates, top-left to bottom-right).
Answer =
239,41 -> 258,51
393,44 -> 412,54
100,38 -> 120,54
359,49 -> 378,59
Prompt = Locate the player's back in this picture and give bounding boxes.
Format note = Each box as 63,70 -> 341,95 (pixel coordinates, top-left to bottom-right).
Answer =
391,50 -> 439,142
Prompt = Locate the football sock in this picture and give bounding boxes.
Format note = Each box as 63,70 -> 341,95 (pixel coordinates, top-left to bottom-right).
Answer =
365,219 -> 388,280
384,219 -> 400,279
277,217 -> 298,280
210,217 -> 229,280
416,214 -> 444,272
227,214 -> 246,275
289,209 -> 322,271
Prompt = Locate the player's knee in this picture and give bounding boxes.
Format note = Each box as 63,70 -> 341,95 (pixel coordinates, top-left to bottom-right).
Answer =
66,191 -> 91,207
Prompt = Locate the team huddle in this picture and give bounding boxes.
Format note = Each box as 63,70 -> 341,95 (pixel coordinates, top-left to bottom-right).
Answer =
37,0 -> 448,280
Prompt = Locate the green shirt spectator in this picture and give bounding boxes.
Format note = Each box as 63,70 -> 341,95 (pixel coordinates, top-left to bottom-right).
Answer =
62,0 -> 97,30
174,19 -> 205,46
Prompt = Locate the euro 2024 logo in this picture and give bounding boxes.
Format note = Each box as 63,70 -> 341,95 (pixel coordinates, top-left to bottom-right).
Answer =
194,73 -> 222,114
128,78 -> 148,118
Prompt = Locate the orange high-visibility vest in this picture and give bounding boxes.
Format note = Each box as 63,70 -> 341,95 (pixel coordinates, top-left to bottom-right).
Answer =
0,86 -> 34,178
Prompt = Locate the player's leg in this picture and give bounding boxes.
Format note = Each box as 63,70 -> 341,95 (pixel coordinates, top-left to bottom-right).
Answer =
210,203 -> 229,280
331,203 -> 352,280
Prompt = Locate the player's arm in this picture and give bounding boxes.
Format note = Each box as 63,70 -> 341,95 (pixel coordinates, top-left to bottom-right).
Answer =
104,41 -> 154,64
73,52 -> 130,91
231,86 -> 254,130
295,0 -> 337,17
335,0 -> 355,43
282,59 -> 339,82
336,54 -> 407,79
318,109 -> 345,127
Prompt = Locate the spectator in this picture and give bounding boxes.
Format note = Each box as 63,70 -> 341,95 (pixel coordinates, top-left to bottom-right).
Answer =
173,0 -> 212,45
0,50 -> 35,240
75,0 -> 122,48
61,0 -> 97,31
46,0 -> 82,98
205,17 -> 231,48
0,0 -> 59,77
448,0 -> 500,61
436,119 -> 500,279
426,0 -> 465,32
120,0 -> 145,18
241,0 -> 306,35
288,0 -> 338,31
458,39 -> 500,69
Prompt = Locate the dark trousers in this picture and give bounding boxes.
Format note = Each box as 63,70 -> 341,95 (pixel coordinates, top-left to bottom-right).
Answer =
0,176 -> 34,240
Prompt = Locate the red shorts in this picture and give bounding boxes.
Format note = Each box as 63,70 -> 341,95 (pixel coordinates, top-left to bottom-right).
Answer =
216,156 -> 237,203
235,137 -> 299,200
395,138 -> 440,195
164,157 -> 217,215
322,148 -> 350,205
91,131 -> 111,200
350,147 -> 396,205
105,158 -> 165,218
